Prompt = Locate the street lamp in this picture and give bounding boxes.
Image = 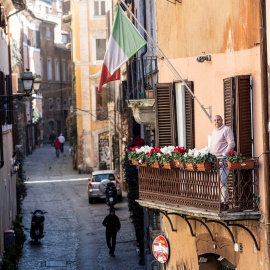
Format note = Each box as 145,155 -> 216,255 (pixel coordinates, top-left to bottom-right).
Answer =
0,68 -> 42,107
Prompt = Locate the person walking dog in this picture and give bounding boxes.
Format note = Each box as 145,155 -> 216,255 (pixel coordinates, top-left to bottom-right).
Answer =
102,210 -> 121,257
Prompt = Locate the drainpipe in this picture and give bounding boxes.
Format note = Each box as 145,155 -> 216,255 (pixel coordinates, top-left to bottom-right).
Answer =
259,0 -> 270,258
140,0 -> 147,92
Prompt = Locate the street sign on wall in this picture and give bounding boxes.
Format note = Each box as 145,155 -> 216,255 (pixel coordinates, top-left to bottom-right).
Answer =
152,235 -> 169,264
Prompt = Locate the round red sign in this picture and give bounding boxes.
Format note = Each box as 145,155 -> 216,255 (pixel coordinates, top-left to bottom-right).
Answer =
152,235 -> 169,263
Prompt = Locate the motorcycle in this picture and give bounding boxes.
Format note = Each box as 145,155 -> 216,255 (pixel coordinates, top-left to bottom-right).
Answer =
105,182 -> 117,211
30,210 -> 47,242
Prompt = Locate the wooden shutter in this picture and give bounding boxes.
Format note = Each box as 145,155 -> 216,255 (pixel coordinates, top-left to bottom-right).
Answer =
155,83 -> 176,147
235,75 -> 252,158
223,77 -> 235,131
185,82 -> 195,149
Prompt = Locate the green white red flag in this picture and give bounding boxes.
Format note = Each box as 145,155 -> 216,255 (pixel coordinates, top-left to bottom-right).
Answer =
98,6 -> 147,92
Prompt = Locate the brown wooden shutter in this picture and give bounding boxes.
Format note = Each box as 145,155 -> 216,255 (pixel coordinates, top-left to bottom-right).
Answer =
6,75 -> 13,124
223,77 -> 236,131
155,83 -> 176,147
185,82 -> 195,149
235,75 -> 252,158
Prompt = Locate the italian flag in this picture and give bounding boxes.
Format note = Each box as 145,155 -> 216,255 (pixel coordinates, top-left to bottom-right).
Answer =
98,6 -> 147,92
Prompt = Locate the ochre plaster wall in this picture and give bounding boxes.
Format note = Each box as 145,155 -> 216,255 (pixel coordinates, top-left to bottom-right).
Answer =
164,218 -> 262,269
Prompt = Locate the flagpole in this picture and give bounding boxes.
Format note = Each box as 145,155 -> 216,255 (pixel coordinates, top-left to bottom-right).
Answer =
118,0 -> 212,122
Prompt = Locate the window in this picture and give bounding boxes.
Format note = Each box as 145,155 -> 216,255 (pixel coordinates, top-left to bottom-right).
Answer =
96,86 -> 108,120
55,59 -> 60,81
61,34 -> 68,44
223,75 -> 252,157
49,98 -> 53,111
62,61 -> 66,81
46,27 -> 50,40
57,98 -> 60,110
40,58 -> 43,78
94,1 -> 105,16
155,82 -> 194,148
96,39 -> 106,60
47,58 -> 52,80
67,61 -> 71,81
36,31 -> 40,48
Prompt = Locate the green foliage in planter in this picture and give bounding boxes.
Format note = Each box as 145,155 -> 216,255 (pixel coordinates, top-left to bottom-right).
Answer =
122,151 -> 144,263
0,216 -> 26,269
0,245 -> 21,270
13,216 -> 26,247
66,112 -> 77,149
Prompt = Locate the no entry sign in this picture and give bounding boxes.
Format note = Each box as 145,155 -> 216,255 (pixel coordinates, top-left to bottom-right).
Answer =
152,235 -> 169,263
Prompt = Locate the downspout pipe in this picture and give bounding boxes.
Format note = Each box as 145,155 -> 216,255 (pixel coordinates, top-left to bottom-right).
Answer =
140,0 -> 147,91
259,0 -> 270,256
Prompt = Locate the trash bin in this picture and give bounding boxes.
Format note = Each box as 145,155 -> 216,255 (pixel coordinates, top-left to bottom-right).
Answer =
4,230 -> 15,249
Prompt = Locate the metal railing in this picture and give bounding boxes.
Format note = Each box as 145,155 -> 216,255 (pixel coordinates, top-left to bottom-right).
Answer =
138,159 -> 259,213
126,56 -> 158,100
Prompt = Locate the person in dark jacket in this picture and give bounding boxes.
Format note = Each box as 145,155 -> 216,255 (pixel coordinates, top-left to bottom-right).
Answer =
49,130 -> 56,146
54,138 -> 61,157
102,210 -> 121,257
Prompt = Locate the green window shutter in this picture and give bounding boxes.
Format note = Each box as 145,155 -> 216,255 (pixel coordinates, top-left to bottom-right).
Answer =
155,83 -> 176,147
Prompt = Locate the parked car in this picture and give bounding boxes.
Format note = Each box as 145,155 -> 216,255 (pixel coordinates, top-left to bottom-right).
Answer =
87,170 -> 123,204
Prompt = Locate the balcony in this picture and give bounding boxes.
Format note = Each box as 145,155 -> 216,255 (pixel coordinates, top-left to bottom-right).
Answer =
126,56 -> 158,100
137,160 -> 260,221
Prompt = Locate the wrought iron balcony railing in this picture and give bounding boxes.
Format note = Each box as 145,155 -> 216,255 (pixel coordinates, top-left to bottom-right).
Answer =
138,159 -> 259,214
126,56 -> 158,100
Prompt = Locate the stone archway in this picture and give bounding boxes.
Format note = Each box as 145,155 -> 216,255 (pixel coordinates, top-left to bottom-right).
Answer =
198,253 -> 236,270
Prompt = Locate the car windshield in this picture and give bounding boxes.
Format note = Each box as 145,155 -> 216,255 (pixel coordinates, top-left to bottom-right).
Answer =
93,174 -> 115,182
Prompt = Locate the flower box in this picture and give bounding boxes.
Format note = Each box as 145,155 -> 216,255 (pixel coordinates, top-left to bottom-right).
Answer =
131,159 -> 138,165
227,159 -> 255,170
186,163 -> 195,171
138,161 -> 147,167
174,160 -> 185,168
196,162 -> 212,171
151,161 -> 160,168
163,161 -> 175,169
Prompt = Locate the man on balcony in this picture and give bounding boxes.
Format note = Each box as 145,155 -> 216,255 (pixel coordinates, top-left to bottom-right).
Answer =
210,115 -> 235,210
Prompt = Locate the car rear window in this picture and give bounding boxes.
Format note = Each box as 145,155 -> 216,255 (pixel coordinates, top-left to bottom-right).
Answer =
94,174 -> 115,182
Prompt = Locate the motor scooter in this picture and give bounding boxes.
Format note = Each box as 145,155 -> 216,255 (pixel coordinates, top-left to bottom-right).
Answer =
30,210 -> 47,242
105,182 -> 117,211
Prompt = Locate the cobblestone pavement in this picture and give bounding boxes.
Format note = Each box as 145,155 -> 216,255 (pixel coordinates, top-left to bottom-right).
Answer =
18,143 -> 145,270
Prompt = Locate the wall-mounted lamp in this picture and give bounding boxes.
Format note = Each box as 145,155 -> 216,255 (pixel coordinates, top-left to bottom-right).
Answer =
196,55 -> 211,63
0,68 -> 42,107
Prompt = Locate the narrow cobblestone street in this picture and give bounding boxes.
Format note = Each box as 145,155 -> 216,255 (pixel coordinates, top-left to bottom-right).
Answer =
18,144 -> 145,270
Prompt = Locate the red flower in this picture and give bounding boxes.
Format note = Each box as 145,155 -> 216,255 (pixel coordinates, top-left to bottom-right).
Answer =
174,147 -> 187,154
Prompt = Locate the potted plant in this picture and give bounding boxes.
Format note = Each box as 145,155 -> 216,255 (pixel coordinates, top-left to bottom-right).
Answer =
160,146 -> 176,169
193,147 -> 216,171
146,147 -> 162,168
136,145 -> 153,166
225,151 -> 254,169
183,149 -> 197,170
173,146 -> 187,168
128,146 -> 141,165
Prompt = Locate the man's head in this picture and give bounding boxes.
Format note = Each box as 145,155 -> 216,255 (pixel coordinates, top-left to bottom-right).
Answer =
213,115 -> 223,129
110,210 -> 115,215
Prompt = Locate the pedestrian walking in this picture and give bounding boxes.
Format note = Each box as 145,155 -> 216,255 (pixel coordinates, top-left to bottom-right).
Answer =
49,130 -> 56,146
102,210 -> 121,257
54,138 -> 61,158
58,133 -> 65,153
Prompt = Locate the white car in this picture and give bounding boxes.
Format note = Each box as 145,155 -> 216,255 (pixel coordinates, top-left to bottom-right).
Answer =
87,170 -> 123,204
